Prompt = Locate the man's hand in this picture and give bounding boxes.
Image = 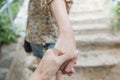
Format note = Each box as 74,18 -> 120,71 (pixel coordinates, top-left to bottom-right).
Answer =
29,49 -> 78,80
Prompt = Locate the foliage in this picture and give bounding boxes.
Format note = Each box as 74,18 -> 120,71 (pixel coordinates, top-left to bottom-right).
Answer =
0,0 -> 5,8
0,0 -> 24,45
112,3 -> 120,15
111,3 -> 120,31
0,16 -> 17,44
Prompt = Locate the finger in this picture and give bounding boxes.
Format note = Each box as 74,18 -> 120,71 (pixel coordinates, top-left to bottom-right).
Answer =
64,50 -> 79,72
59,50 -> 79,65
69,67 -> 75,73
60,58 -> 76,74
66,67 -> 75,76
61,65 -> 75,75
60,63 -> 67,71
61,60 -> 74,74
65,58 -> 77,72
60,60 -> 70,73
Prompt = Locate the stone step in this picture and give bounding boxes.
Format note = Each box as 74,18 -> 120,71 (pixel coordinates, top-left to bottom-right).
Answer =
69,11 -> 108,21
75,52 -> 119,67
70,6 -> 104,14
70,5 -> 105,14
71,17 -> 109,25
72,0 -> 100,5
70,0 -> 105,10
75,33 -> 120,49
70,9 -> 105,16
69,13 -> 109,25
73,23 -> 111,35
69,0 -> 106,13
70,3 -> 102,10
70,9 -> 104,16
69,2 -> 105,13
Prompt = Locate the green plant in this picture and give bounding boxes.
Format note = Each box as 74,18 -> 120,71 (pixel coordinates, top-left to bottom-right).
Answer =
112,4 -> 120,15
0,16 -> 17,44
0,0 -> 24,48
0,0 -> 5,8
111,4 -> 120,31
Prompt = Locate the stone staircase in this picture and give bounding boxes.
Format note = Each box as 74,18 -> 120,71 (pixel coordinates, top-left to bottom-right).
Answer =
65,0 -> 120,80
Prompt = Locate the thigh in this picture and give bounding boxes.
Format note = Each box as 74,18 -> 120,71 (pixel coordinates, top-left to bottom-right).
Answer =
30,43 -> 44,59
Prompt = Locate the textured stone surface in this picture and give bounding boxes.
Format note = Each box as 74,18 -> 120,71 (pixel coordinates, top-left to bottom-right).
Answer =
0,58 -> 13,69
73,24 -> 111,35
7,48 -> 33,80
0,42 -> 17,80
0,69 -> 9,80
76,33 -> 120,49
0,72 -> 7,80
76,53 -> 118,67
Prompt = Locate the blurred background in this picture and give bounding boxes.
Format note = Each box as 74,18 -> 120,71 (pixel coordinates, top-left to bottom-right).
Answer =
0,0 -> 120,80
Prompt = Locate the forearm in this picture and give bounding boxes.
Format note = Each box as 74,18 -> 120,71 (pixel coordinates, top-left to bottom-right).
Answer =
51,0 -> 74,36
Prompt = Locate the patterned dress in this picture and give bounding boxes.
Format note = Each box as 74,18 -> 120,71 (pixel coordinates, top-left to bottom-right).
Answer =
26,0 -> 73,45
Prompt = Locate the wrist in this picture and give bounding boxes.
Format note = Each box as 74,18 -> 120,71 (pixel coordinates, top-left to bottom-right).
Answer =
59,30 -> 74,38
59,26 -> 74,37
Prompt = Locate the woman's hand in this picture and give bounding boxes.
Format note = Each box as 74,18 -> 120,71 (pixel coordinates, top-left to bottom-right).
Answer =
56,67 -> 75,80
55,34 -> 77,72
54,48 -> 78,80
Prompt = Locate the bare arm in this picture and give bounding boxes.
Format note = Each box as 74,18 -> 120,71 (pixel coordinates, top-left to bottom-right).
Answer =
51,0 -> 76,59
51,0 -> 77,75
51,0 -> 74,37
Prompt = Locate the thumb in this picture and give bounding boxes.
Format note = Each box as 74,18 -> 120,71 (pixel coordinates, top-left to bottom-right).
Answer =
59,50 -> 79,64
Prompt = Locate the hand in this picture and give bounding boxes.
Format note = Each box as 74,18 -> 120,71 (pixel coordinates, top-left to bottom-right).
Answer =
55,34 -> 77,73
54,48 -> 77,75
54,49 -> 77,80
56,67 -> 75,80
29,49 -> 78,80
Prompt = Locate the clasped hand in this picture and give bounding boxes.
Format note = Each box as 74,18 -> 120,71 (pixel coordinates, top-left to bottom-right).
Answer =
29,49 -> 78,80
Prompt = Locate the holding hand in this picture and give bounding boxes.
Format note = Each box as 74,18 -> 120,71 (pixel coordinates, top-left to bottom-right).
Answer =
29,49 -> 78,80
